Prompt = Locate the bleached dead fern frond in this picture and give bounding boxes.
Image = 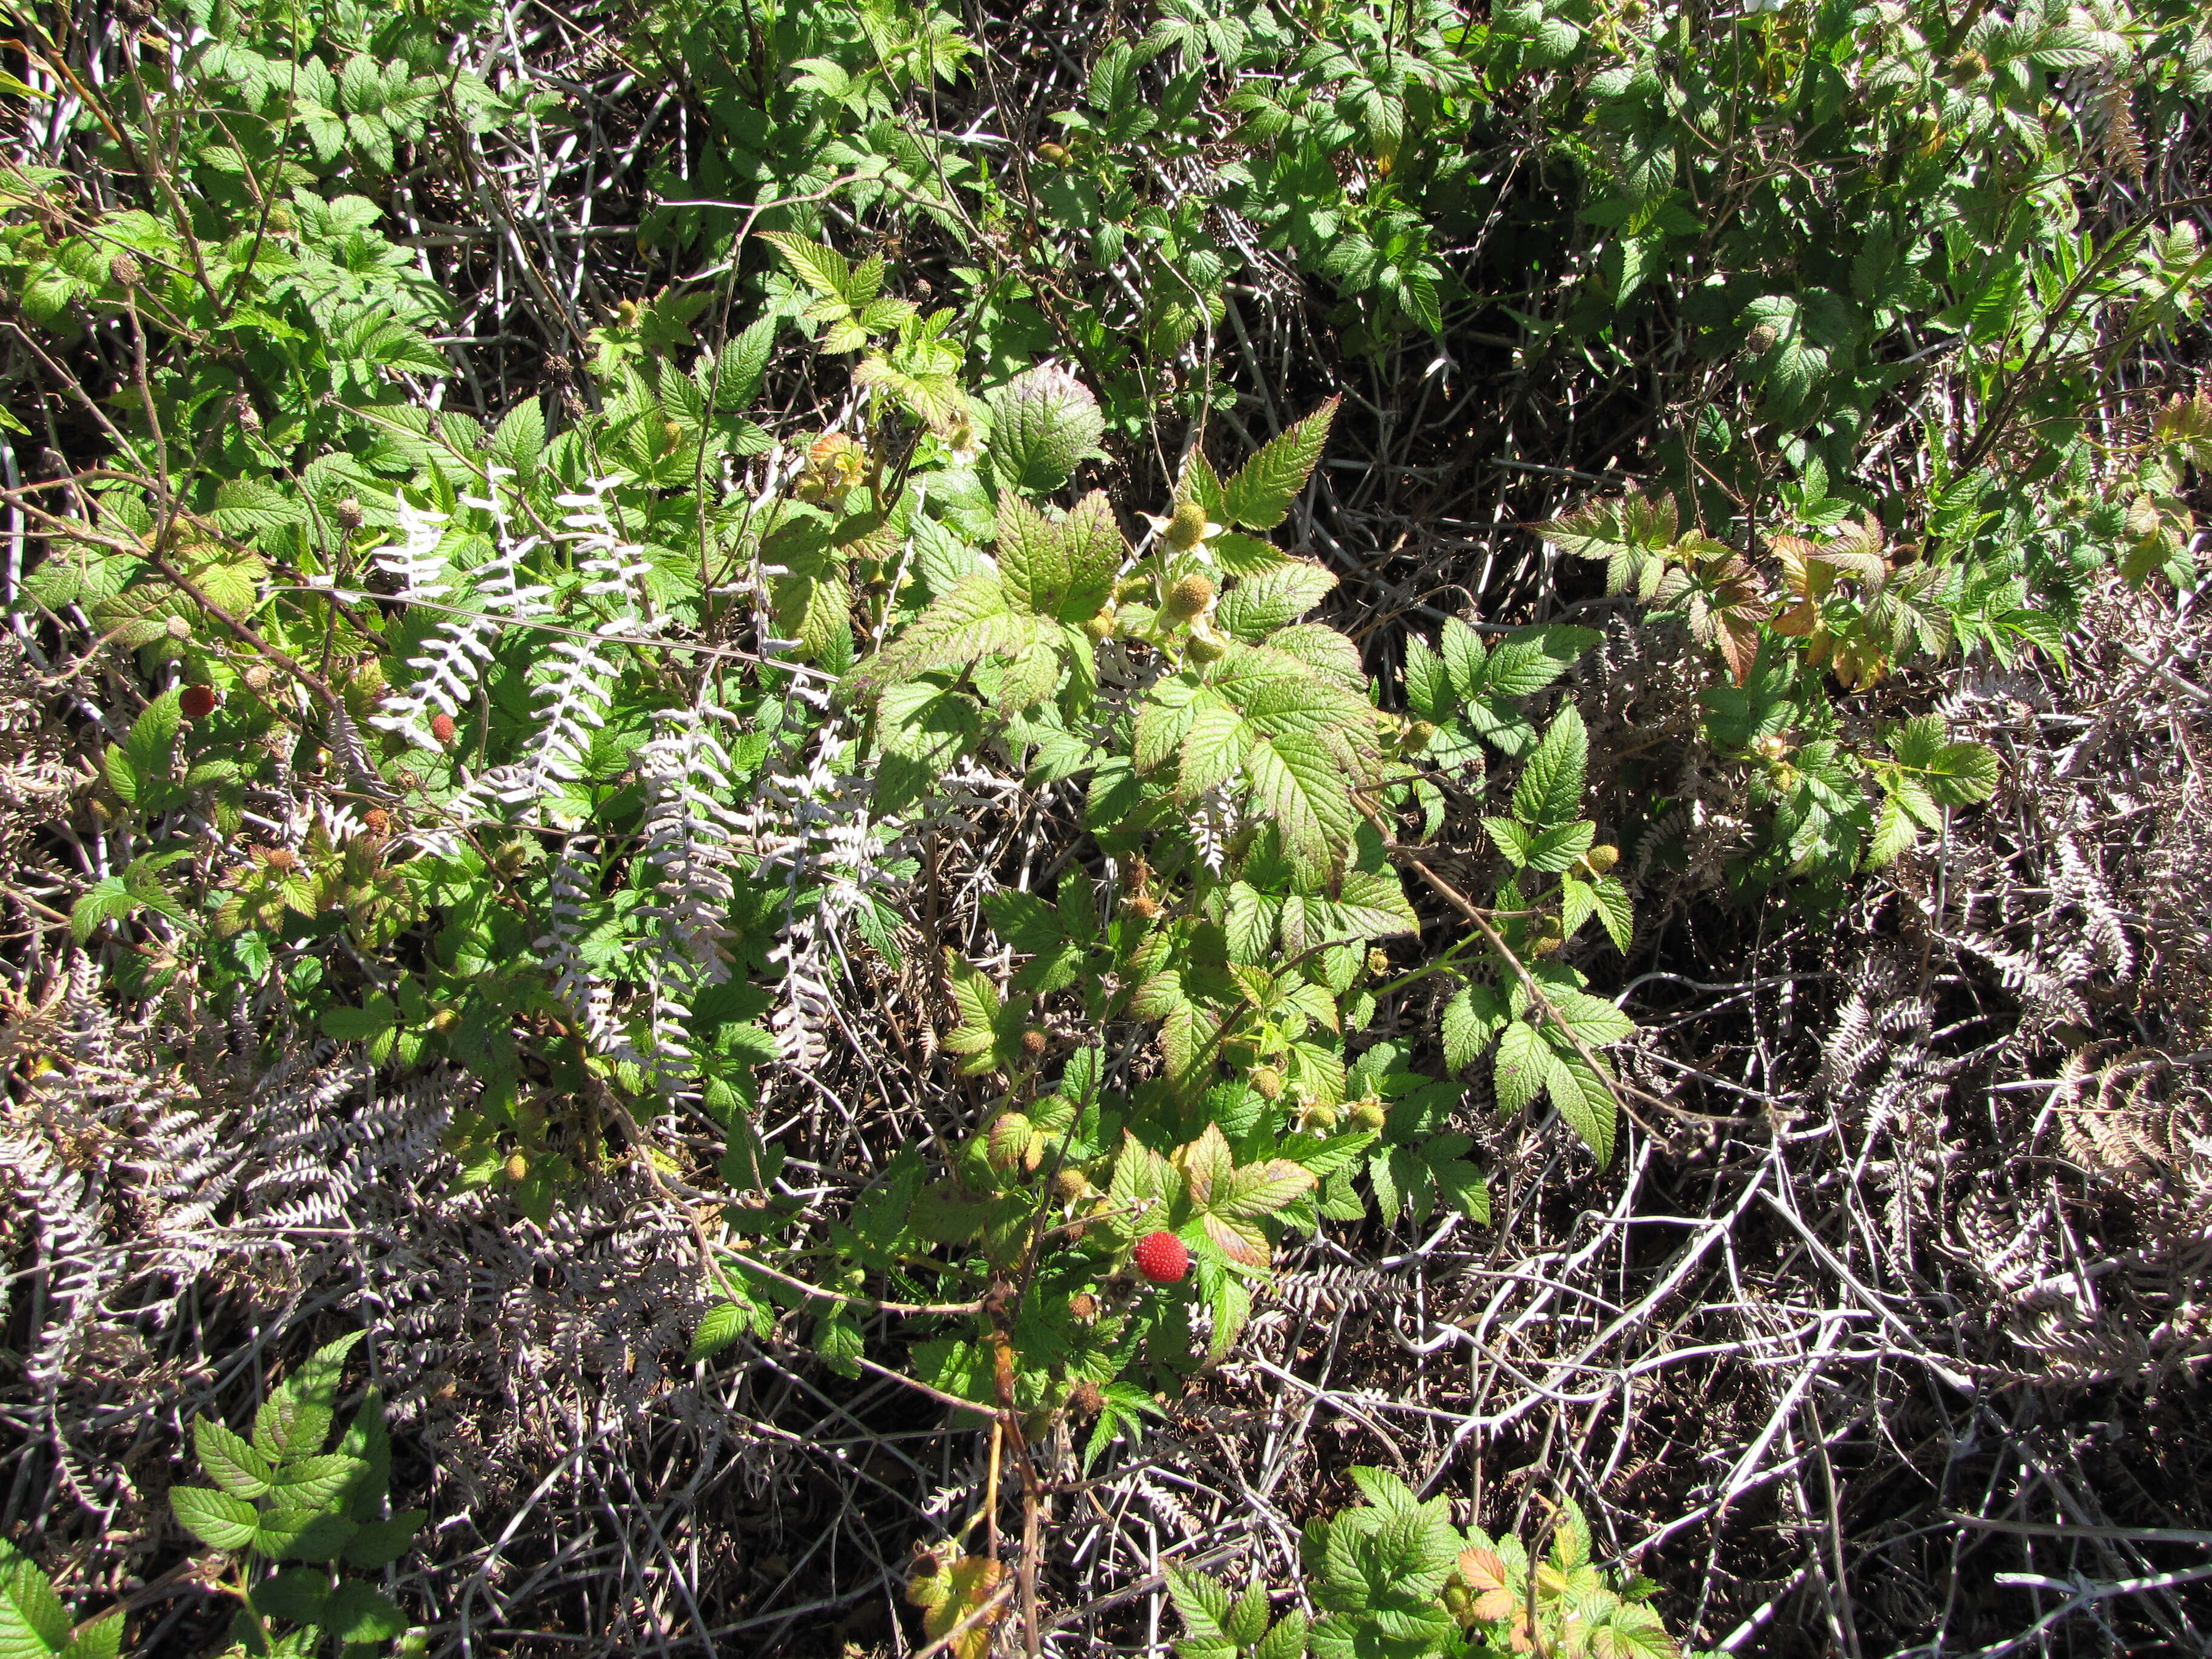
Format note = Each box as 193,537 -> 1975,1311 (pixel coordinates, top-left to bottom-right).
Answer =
369,478 -> 555,752
737,721 -> 899,1069
492,476 -> 662,818
2053,830 -> 2134,980
0,1124 -> 109,1389
638,702 -> 746,987
1948,930 -> 2094,1027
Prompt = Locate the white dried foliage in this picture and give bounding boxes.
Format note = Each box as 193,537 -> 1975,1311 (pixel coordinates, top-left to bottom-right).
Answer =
369,483 -> 555,751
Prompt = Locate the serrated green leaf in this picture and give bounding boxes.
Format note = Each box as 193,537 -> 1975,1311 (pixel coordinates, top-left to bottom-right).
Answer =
997,492 -> 1070,618
1443,983 -> 1509,1072
172,1485 -> 261,1550
1483,625 -> 1601,696
58,1609 -> 122,1659
1923,742 -> 1999,805
1212,1159 -> 1315,1221
1545,1045 -> 1618,1165
1512,704 -> 1587,830
760,232 -> 852,303
69,877 -> 137,943
1243,729 -> 1358,879
321,1581 -> 408,1645
268,1451 -> 366,1509
1524,820 -> 1597,873
1546,988 -> 1635,1047
1868,793 -> 1916,868
1592,876 -> 1634,953
0,1546 -> 70,1659
1167,1568 -> 1232,1638
1493,1021 -> 1551,1116
252,1330 -> 363,1464
853,575 -> 1030,692
1433,1156 -> 1489,1222
1253,1606 -> 1309,1659
194,1418 -> 273,1498
1215,563 -> 1336,642
249,1566 -> 332,1627
1179,701 -> 1253,799
341,1509 -> 426,1569
1222,400 -> 1338,529
1224,1581 -> 1272,1647
1059,491 -> 1124,620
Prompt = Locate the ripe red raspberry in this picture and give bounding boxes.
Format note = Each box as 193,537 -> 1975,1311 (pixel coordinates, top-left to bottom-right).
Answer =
178,684 -> 220,720
430,711 -> 457,746
1133,1231 -> 1188,1285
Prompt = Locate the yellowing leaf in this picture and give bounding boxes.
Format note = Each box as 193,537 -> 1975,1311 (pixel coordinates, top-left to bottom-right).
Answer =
1176,1122 -> 1236,1208
922,1555 -> 1007,1659
1458,1546 -> 1519,1623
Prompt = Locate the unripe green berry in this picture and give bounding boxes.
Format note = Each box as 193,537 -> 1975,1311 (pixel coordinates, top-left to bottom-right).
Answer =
1054,1167 -> 1091,1202
1167,500 -> 1210,549
1185,623 -> 1228,664
1250,1064 -> 1284,1101
1165,572 -> 1215,619
1584,843 -> 1620,874
1403,719 -> 1439,752
1082,605 -> 1118,641
1350,1097 -> 1389,1133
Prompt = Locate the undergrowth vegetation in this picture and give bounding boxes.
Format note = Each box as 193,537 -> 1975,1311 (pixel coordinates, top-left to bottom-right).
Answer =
1,0 -> 2208,1653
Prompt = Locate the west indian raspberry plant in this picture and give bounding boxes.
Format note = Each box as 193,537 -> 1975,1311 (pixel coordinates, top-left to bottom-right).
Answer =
7,0 -> 2210,1652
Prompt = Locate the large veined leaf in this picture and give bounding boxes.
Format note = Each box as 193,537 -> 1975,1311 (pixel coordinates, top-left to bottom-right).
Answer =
1133,677 -> 1211,773
1492,1020 -> 1552,1115
1177,700 -> 1252,797
171,1485 -> 261,1550
760,231 -> 853,303
996,493 -> 1071,618
850,575 -> 1033,691
1534,490 -> 1679,597
985,365 -> 1106,494
770,565 -> 850,661
1215,561 -> 1336,640
1544,1042 -> 1618,1165
1058,490 -> 1124,620
1244,729 -> 1360,877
